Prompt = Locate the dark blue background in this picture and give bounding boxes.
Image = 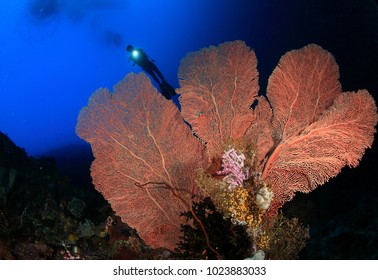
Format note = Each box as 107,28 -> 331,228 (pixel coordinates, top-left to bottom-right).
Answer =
1,0 -> 377,156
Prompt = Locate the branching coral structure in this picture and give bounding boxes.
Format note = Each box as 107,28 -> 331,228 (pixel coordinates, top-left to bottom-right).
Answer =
76,40 -> 377,252
178,41 -> 378,215
76,73 -> 204,249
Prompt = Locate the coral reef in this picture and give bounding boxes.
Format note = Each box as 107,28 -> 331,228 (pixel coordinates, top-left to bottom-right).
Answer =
0,132 -> 168,260
174,197 -> 252,260
178,41 -> 378,215
76,40 -> 377,256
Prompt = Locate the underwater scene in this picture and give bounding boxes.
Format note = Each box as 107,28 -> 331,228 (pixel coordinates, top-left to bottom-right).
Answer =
0,0 -> 378,260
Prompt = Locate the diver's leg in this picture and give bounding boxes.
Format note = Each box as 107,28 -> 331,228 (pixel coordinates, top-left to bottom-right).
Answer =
149,63 -> 166,83
149,63 -> 178,97
142,67 -> 171,100
158,84 -> 172,100
142,67 -> 161,85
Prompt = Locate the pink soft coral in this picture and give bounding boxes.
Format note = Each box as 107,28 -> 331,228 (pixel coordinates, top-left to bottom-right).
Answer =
216,147 -> 247,190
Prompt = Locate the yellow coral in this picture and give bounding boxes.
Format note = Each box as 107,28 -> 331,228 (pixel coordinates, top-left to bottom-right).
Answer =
255,232 -> 270,251
196,145 -> 275,251
219,186 -> 263,231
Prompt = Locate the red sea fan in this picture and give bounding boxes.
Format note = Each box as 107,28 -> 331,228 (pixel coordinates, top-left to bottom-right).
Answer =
77,41 -> 377,250
178,42 -> 377,215
178,40 -> 260,158
76,73 -> 204,249
260,45 -> 378,214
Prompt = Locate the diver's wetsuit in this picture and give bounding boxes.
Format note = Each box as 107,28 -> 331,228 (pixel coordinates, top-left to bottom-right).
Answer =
128,47 -> 177,100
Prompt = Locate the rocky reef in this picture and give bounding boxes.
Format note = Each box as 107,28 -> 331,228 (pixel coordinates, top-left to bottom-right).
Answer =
0,132 -> 169,259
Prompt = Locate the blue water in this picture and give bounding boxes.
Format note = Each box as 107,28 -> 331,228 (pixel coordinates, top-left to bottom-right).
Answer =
0,0 -> 377,156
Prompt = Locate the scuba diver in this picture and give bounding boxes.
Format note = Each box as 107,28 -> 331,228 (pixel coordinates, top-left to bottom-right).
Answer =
126,45 -> 177,100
